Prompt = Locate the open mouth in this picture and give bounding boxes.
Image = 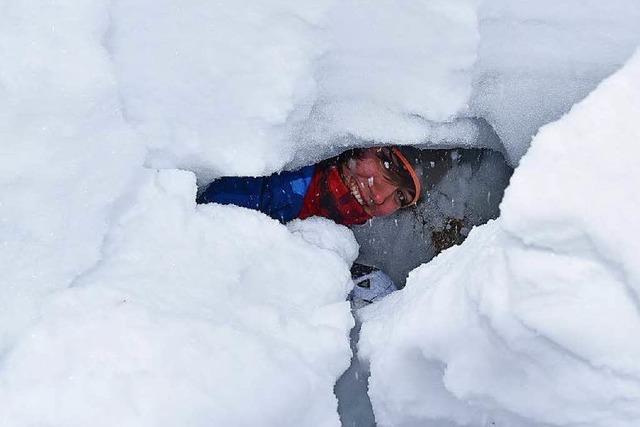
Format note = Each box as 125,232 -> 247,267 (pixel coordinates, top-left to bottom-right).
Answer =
348,178 -> 365,206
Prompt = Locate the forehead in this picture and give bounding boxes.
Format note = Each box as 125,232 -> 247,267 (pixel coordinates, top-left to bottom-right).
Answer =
361,147 -> 382,157
370,150 -> 412,186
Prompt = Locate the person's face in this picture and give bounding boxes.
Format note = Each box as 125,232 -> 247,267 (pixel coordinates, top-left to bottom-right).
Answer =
340,148 -> 414,217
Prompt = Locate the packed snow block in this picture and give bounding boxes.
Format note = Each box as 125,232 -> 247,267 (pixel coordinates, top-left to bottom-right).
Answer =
0,169 -> 357,427
304,0 -> 479,144
108,0 -> 483,178
108,0 -> 331,177
0,0 -> 146,351
471,0 -> 640,164
500,49 -> 640,379
359,51 -> 640,427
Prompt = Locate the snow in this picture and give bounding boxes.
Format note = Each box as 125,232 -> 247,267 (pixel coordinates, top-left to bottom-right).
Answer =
0,170 -> 357,426
471,0 -> 640,164
354,148 -> 512,286
108,0 -> 484,177
301,0 -> 479,146
0,0 -> 146,350
52,0 -> 640,176
2,0 -> 640,425
359,50 -> 640,427
108,0 -> 331,177
1,3 -> 359,423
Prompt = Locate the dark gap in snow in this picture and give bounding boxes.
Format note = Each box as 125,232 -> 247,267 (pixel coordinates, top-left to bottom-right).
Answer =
335,318 -> 376,427
335,122 -> 512,427
353,146 -> 513,288
191,117 -> 512,427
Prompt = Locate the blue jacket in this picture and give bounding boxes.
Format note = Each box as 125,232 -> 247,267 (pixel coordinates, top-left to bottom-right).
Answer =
196,165 -> 316,223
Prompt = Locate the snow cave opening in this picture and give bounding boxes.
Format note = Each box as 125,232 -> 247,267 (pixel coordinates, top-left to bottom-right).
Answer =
193,118 -> 513,427
332,120 -> 512,427
195,117 -> 513,288
351,144 -> 512,288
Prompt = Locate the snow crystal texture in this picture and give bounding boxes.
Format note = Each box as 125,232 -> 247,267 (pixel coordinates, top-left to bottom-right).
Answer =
359,50 -> 640,427
0,170 -> 357,426
2,0 -> 640,426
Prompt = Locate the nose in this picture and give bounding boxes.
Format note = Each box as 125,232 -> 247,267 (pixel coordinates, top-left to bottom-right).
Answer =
370,179 -> 397,205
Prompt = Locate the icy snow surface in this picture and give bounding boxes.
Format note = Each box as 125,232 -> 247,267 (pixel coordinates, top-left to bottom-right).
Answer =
2,0 -> 640,425
0,171 -> 357,426
1,2 -> 359,425
359,51 -> 640,427
0,126 -> 358,424
108,0 -> 482,177
106,0 -> 640,172
471,0 -> 640,164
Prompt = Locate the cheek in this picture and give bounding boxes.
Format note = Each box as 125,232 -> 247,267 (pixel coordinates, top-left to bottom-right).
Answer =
353,158 -> 383,179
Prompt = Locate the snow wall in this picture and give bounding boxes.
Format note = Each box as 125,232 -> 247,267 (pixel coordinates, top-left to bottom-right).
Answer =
1,0 -> 639,425
359,50 -> 640,427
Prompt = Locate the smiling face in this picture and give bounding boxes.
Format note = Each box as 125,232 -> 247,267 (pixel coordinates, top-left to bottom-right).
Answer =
339,147 -> 418,217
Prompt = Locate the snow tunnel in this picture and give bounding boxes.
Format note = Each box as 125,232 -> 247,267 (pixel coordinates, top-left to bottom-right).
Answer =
4,1 -> 640,426
194,117 -> 513,426
196,117 -> 512,289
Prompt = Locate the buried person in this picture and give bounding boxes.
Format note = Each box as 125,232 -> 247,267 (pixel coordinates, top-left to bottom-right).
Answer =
197,146 -> 511,306
197,146 -> 422,307
197,146 -> 423,226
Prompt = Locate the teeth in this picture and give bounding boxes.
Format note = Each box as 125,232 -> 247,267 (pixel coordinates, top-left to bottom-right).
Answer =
349,181 -> 364,205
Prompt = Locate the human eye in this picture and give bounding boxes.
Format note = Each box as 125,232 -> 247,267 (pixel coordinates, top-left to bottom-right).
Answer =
396,189 -> 406,205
